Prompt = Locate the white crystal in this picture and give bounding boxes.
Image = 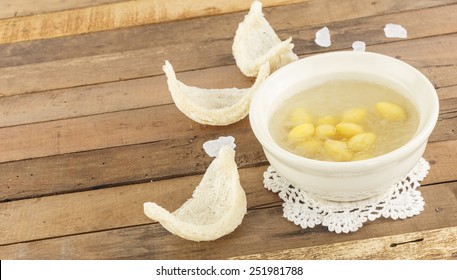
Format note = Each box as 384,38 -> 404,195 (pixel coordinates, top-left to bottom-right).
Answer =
384,23 -> 407,38
315,27 -> 331,47
203,136 -> 236,157
352,41 -> 366,52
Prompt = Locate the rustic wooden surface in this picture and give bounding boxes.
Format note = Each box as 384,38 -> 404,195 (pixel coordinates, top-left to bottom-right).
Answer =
0,0 -> 456,260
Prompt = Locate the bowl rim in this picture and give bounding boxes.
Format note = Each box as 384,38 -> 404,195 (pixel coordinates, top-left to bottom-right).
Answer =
249,51 -> 439,172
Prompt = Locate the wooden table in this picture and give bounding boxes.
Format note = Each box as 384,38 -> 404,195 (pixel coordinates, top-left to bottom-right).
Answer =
0,0 -> 456,260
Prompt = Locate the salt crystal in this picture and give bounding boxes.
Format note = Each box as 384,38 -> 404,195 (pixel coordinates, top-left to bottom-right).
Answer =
384,23 -> 407,38
352,41 -> 366,52
315,27 -> 331,47
203,136 -> 236,157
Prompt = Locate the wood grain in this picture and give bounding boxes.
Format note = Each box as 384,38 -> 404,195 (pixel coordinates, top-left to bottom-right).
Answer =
0,181 -> 456,259
1,0 -> 453,69
0,65 -> 251,127
0,0 -> 308,44
0,139 -> 455,245
0,104 -> 254,163
0,127 -> 455,202
0,166 -> 275,245
0,92 -> 455,164
0,0 -> 126,19
438,85 -> 457,100
232,226 -> 457,260
0,63 -> 455,129
1,3 -> 457,95
0,127 -> 265,201
1,0 -> 456,260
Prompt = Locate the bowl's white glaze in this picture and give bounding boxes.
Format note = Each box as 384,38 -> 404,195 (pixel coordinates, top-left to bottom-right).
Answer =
249,51 -> 439,201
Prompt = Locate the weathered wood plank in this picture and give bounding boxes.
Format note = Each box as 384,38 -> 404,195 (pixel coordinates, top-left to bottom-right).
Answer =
0,91 -> 455,164
0,137 -> 455,245
0,104 -> 251,163
423,140 -> 457,185
0,127 -> 265,201
1,3 -> 457,95
437,85 -> 457,100
0,0 -> 308,44
0,166 -> 276,245
0,32 -> 455,165
232,226 -> 457,260
0,66 -> 455,129
422,65 -> 457,90
0,0 -> 455,262
1,0 -> 453,69
0,123 -> 454,202
0,65 -> 252,127
432,97 -> 457,143
0,181 -> 455,259
0,0 -> 126,19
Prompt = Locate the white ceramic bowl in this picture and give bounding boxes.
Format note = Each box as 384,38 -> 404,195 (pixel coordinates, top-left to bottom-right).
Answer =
250,51 -> 439,201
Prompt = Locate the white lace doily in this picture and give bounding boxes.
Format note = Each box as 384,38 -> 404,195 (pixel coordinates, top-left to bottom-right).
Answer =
263,158 -> 430,233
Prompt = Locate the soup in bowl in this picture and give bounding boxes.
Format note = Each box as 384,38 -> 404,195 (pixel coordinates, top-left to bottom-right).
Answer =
249,51 -> 439,201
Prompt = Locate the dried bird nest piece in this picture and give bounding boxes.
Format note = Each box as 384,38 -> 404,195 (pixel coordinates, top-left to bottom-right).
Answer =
144,145 -> 247,242
232,0 -> 298,77
163,60 -> 269,126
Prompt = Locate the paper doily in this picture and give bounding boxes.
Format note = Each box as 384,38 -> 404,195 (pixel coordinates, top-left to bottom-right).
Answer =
263,158 -> 430,233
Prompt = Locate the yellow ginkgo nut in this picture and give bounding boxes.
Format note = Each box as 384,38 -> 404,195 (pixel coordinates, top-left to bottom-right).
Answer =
315,124 -> 337,139
297,138 -> 324,155
348,132 -> 377,152
287,123 -> 315,143
336,123 -> 364,138
375,102 -> 406,121
324,139 -> 353,161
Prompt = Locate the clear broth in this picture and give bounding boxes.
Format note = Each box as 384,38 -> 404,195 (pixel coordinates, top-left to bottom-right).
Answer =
269,79 -> 419,162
